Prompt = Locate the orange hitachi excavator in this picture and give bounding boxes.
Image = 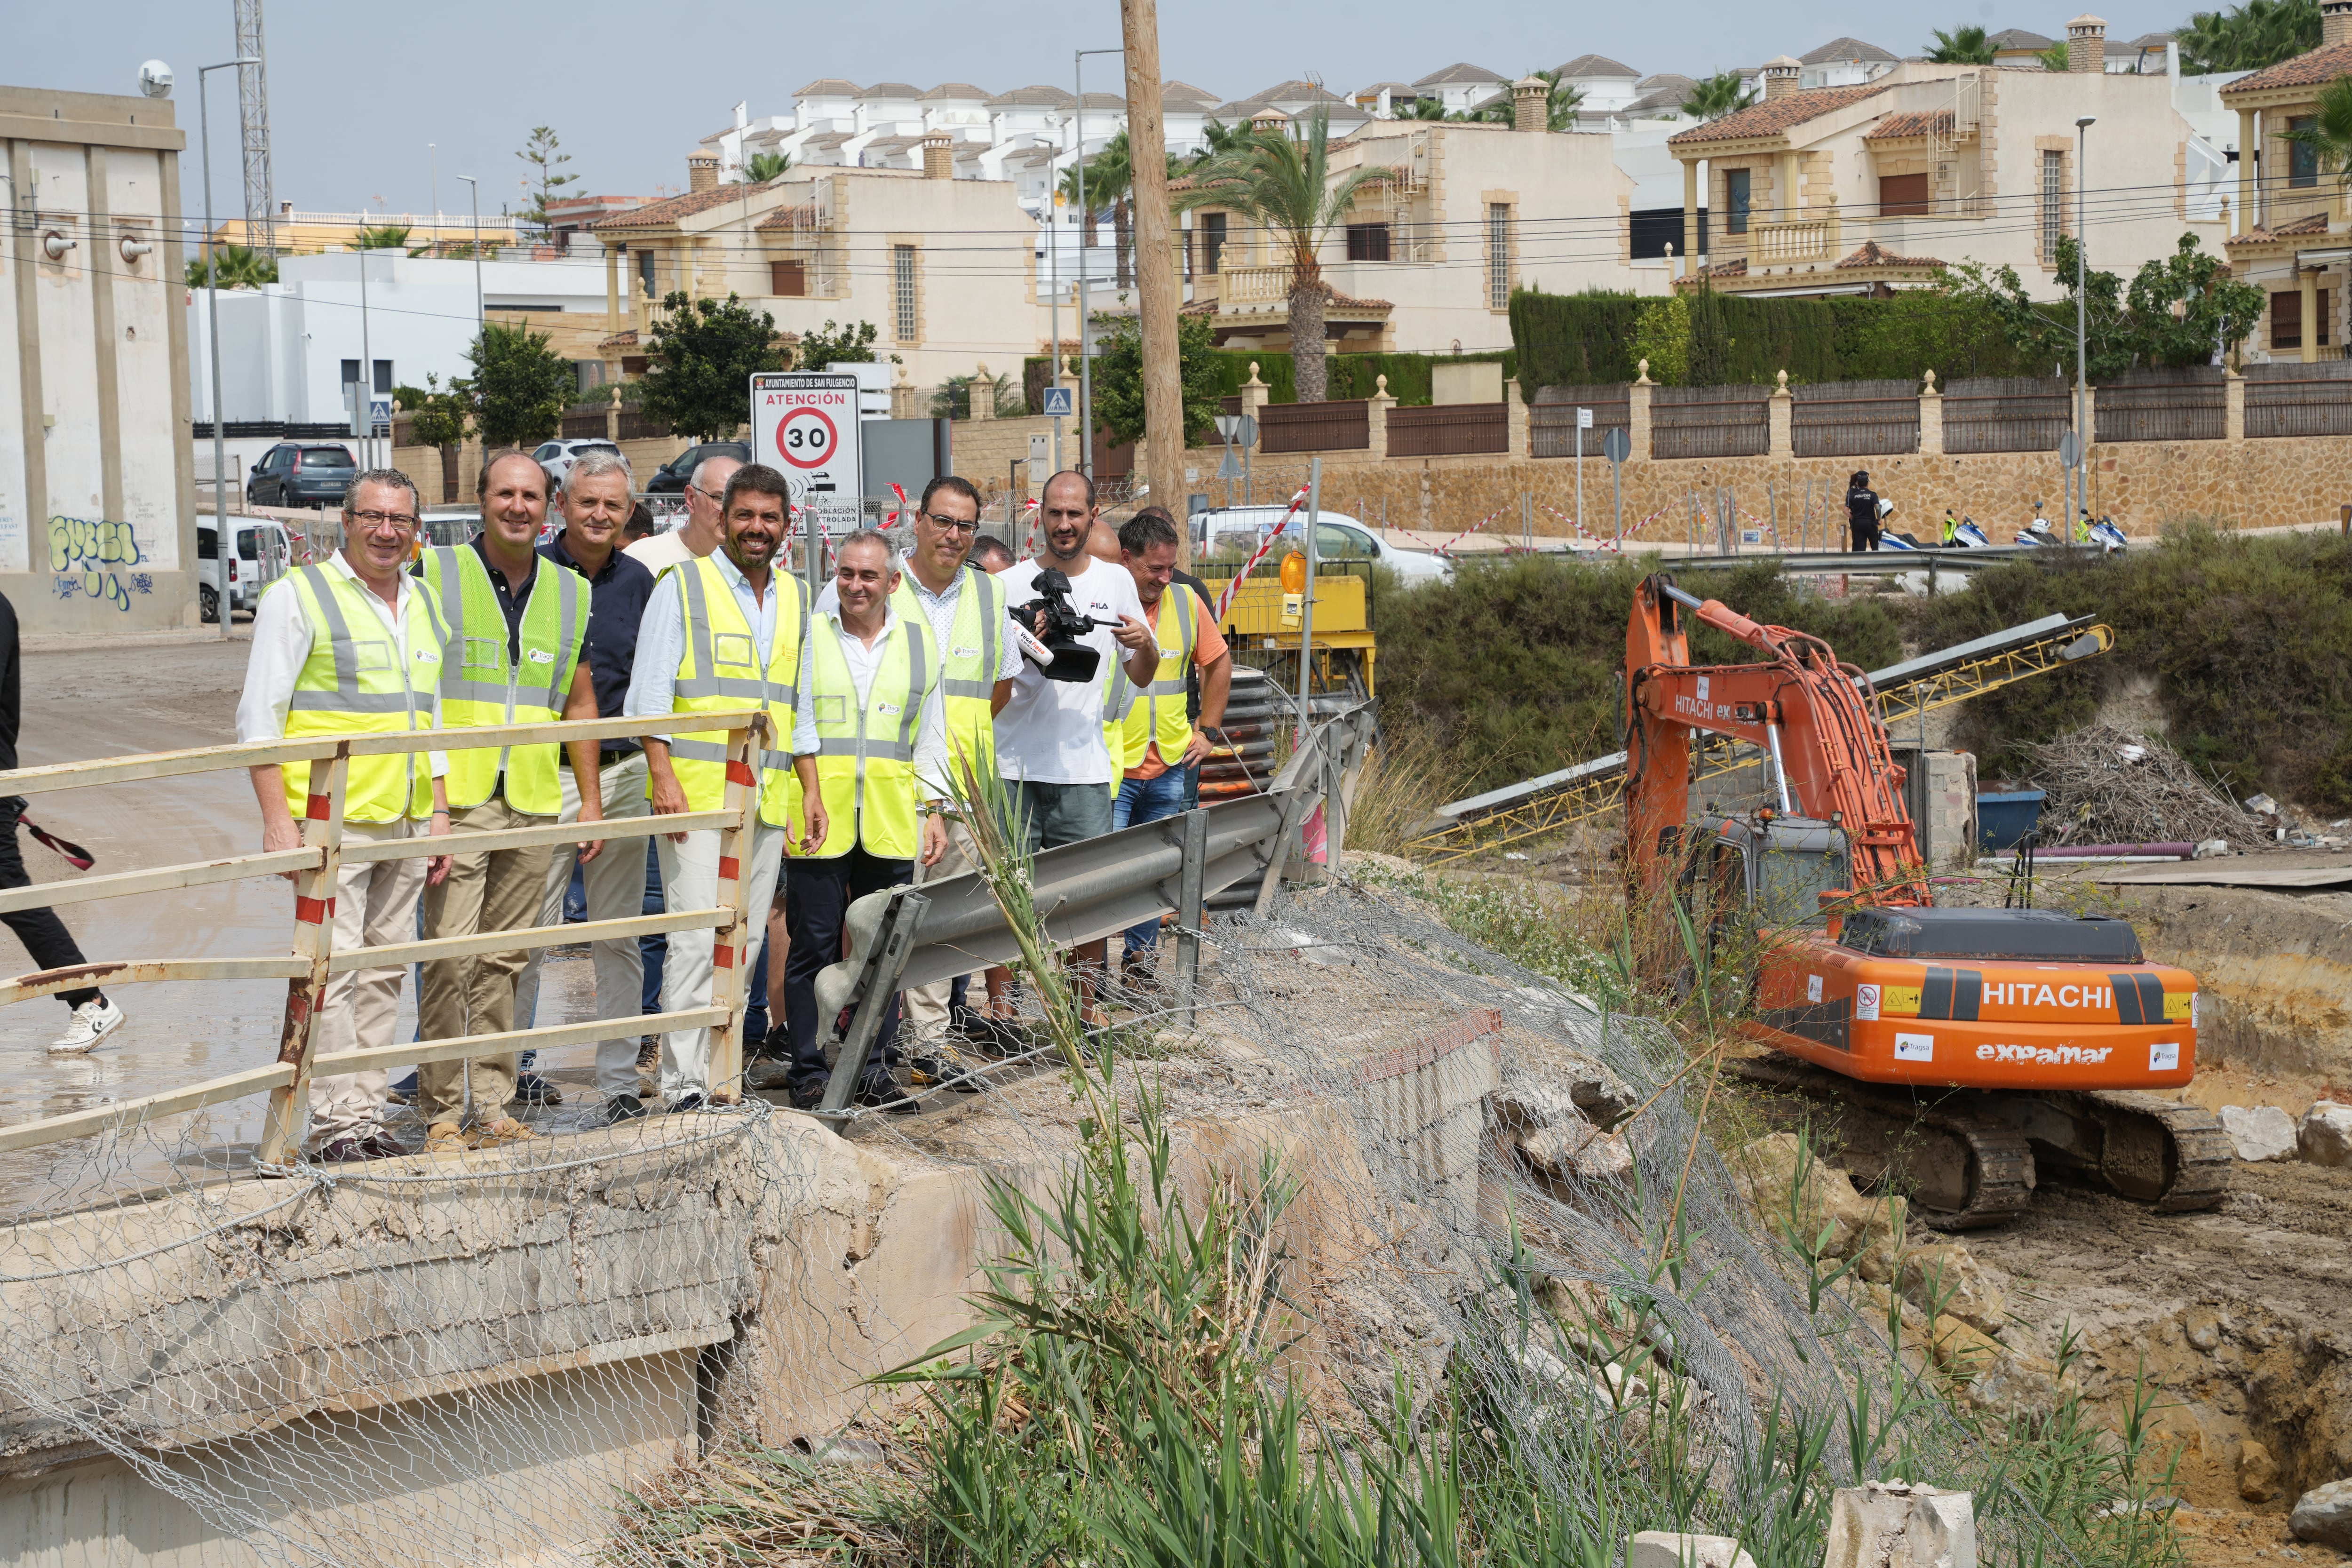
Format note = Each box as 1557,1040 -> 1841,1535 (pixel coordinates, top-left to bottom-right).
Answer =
1623,573 -> 2229,1226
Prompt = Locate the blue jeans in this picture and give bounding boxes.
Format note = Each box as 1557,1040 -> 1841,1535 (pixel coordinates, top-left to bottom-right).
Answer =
640,840 -> 666,1016
1112,770 -> 1189,958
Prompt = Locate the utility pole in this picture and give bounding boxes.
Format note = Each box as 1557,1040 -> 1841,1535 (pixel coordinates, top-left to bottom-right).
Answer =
2074,116 -> 2095,533
1121,0 -> 1185,551
1076,47 -> 1123,479
458,174 -> 484,330
199,56 -> 260,638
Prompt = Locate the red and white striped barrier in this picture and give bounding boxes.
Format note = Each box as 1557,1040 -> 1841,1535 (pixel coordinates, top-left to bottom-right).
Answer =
1210,486 -> 1312,621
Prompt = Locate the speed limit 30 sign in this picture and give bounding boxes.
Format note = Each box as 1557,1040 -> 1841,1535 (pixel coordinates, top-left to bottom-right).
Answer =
751,371 -> 863,532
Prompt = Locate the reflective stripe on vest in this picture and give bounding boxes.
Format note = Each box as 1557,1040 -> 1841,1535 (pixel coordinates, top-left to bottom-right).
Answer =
803,613 -> 935,860
665,555 -> 808,828
1115,587 -> 1197,771
893,564 -> 1002,785
278,563 -> 450,823
422,545 -> 585,814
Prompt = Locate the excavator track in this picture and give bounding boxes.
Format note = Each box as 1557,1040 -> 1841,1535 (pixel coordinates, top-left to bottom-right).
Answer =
2026,1090 -> 2234,1214
1730,1056 -> 2233,1224
1729,1055 -> 2035,1230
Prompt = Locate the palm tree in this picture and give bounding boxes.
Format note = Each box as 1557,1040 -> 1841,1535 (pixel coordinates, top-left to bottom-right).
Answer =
2035,40 -> 2074,70
1192,117 -> 1270,165
2178,0 -> 2320,71
1465,71 -> 1588,130
2283,75 -> 2352,187
1925,24 -> 1999,63
735,150 -> 792,184
1680,72 -> 1759,122
1176,107 -> 1391,402
183,242 -> 277,289
352,223 -> 413,251
1092,130 -> 1137,291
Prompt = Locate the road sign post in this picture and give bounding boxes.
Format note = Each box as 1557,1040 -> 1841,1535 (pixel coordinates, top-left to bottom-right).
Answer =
1576,406 -> 1593,540
1041,384 -> 1074,479
1601,425 -> 1630,548
752,371 -> 864,604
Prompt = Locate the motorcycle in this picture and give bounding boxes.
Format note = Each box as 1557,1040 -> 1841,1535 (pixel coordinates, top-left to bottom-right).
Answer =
1952,517 -> 1993,548
2014,518 -> 2056,547
2088,515 -> 2129,551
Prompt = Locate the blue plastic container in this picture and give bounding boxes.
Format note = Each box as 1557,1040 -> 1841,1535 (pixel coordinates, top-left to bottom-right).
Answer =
1976,789 -> 2047,852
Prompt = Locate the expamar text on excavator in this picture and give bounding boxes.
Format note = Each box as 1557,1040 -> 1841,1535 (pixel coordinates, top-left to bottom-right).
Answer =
1621,572 -> 2230,1228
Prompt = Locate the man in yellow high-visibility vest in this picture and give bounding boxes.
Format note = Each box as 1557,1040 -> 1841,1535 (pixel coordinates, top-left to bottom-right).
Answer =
1109,509 -> 1231,981
790,476 -> 1017,1091
412,453 -> 604,1154
780,531 -> 949,1110
238,469 -> 454,1162
624,463 -> 809,1110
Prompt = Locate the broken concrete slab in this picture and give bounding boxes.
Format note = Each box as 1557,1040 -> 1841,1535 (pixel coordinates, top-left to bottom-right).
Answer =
1629,1531 -> 1758,1568
1825,1481 -> 1978,1568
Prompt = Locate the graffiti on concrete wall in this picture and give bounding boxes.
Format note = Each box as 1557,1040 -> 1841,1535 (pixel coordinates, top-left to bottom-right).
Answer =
48,517 -> 153,612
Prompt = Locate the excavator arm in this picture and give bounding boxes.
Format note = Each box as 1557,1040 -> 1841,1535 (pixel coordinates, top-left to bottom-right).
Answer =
1624,573 -> 1930,907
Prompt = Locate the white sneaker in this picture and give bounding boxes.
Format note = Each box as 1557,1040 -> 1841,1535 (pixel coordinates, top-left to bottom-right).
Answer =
49,998 -> 125,1054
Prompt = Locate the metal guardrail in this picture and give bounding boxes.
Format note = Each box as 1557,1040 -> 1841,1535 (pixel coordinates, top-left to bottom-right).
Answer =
805,699 -> 1380,1118
1406,614 -> 2110,863
0,711 -> 773,1163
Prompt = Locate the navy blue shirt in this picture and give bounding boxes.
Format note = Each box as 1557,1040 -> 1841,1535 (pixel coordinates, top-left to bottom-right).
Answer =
540,533 -> 656,757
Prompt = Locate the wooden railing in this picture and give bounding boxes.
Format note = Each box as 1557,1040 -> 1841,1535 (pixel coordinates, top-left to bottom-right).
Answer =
0,711 -> 771,1164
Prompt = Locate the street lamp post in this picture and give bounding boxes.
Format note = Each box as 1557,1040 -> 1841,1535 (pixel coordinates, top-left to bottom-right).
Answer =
2074,115 -> 2095,536
198,56 -> 261,638
1075,46 -> 1123,479
457,174 -> 483,329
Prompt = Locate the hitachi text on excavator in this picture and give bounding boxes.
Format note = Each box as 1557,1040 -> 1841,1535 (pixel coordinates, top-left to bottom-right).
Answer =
1621,573 -> 2229,1226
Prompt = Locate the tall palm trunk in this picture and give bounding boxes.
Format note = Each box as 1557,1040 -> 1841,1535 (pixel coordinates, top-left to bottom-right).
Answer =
1114,197 -> 1133,291
1288,248 -> 1328,402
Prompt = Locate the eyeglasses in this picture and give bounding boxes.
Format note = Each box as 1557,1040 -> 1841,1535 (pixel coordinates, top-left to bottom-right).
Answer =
346,509 -> 420,531
922,512 -> 979,534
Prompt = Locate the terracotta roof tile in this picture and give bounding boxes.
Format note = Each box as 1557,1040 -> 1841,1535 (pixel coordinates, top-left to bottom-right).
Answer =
1414,62 -> 1509,86
1987,28 -> 2055,48
591,185 -> 770,230
1692,256 -> 1747,279
1799,36 -> 1898,64
1555,54 -> 1640,78
1835,239 -> 1945,269
794,79 -> 864,97
1667,82 -> 1891,144
2225,40 -> 2352,95
754,202 -> 823,231
598,330 -> 639,348
2227,210 -> 2333,242
1867,109 -> 1956,139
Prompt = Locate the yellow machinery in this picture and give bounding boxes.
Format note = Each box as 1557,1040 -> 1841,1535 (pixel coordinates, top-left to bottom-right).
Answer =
1197,568 -> 1377,695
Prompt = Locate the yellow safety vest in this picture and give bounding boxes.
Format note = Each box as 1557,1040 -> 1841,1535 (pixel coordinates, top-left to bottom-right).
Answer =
802,612 -> 938,860
273,563 -> 450,824
1113,586 -> 1198,773
892,565 -> 1004,795
663,554 -> 809,829
420,545 -> 586,815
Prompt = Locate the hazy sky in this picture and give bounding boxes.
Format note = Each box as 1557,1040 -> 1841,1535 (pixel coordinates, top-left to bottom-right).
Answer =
22,0 -> 2191,218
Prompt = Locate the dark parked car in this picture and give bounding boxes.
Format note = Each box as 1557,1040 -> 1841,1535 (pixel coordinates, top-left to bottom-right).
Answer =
247,442 -> 358,509
643,440 -> 751,494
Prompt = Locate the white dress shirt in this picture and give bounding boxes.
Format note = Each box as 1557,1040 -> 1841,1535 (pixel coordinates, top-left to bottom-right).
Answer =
622,528 -> 700,577
791,608 -> 949,802
816,551 -> 1024,685
236,551 -> 447,774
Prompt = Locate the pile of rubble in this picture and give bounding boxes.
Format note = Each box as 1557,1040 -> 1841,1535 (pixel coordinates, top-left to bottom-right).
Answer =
2020,725 -> 2269,852
2215,1098 -> 2352,1165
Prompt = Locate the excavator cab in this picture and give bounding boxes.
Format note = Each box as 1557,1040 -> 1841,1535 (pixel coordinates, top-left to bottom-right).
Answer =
1699,813 -> 1852,931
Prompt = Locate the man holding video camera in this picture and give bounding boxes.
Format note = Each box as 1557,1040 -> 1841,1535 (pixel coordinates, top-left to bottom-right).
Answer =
995,470 -> 1157,1023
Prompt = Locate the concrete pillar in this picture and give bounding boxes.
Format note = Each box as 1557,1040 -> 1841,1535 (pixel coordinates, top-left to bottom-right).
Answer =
606,382 -> 622,442
1768,370 -> 1794,459
1505,375 -> 1530,455
2238,109 -> 2258,235
1367,373 -> 1395,459
1630,362 -> 1654,460
2225,366 -> 2245,440
970,362 -> 996,420
1918,368 -> 1943,455
891,364 -> 921,419
1239,361 -> 1270,451
1778,150 -> 1800,221
604,244 -> 620,329
1681,160 -> 1700,269
2302,265 -> 2321,363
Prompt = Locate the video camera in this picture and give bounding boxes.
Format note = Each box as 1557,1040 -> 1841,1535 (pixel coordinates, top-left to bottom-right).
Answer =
1012,568 -> 1120,683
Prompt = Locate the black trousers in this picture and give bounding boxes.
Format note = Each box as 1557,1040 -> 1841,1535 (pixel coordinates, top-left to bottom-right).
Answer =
1850,517 -> 1880,551
782,845 -> 914,1091
0,800 -> 98,1009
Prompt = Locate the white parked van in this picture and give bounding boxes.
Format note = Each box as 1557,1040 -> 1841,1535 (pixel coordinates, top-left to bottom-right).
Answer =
1190,505 -> 1451,584
196,516 -> 293,622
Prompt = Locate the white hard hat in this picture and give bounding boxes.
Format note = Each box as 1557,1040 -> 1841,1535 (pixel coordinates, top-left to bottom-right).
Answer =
1875,498 -> 1894,520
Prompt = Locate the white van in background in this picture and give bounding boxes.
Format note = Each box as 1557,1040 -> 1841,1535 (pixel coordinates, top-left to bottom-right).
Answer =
1189,505 -> 1452,585
196,516 -> 293,622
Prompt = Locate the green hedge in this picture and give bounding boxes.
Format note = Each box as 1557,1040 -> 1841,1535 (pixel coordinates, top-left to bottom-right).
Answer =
1511,287 -> 2054,390
1024,349 -> 1519,412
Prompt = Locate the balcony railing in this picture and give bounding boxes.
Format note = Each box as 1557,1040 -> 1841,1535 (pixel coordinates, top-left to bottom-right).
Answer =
1749,218 -> 1837,264
1221,265 -> 1292,308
